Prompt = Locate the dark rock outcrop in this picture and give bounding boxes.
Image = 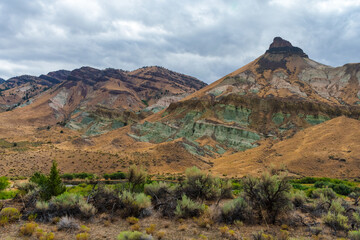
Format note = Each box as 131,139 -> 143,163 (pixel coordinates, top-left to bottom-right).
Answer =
266,37 -> 308,58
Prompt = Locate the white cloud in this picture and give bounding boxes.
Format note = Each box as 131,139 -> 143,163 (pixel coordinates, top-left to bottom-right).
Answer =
0,0 -> 359,82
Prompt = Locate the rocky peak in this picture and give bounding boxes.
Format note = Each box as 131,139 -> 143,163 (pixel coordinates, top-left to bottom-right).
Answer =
269,37 -> 293,49
266,37 -> 308,58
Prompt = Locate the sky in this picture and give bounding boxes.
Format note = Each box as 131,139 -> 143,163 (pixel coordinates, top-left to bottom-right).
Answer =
0,0 -> 359,83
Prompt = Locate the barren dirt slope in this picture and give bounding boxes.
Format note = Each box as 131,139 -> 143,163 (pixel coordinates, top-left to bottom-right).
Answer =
212,116 -> 360,179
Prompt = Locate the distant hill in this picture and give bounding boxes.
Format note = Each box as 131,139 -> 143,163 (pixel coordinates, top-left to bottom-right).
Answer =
0,66 -> 206,137
0,70 -> 70,112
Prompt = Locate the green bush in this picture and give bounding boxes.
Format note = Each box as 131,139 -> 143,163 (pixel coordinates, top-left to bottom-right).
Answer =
291,183 -> 310,191
0,207 -> 21,222
16,182 -> 38,193
119,191 -> 151,218
117,231 -> 152,240
243,172 -> 292,224
0,176 -> 10,191
349,230 -> 360,240
34,192 -> 97,219
67,184 -> 93,196
349,188 -> 360,206
61,173 -> 74,180
174,195 -> 205,218
182,166 -> 224,201
73,173 -> 94,179
104,172 -> 126,180
291,190 -> 307,207
311,188 -> 337,200
323,211 -> 349,232
144,181 -> 176,201
30,172 -> 48,186
30,161 -> 66,200
291,177 -> 355,186
322,198 -> 348,232
221,197 -> 252,223
314,181 -> 352,196
0,190 -> 18,199
51,192 -> 82,208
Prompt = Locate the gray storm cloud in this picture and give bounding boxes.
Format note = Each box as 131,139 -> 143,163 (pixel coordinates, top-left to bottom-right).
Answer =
0,0 -> 359,83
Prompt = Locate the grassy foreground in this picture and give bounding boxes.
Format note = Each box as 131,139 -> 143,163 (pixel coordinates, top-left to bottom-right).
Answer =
0,163 -> 360,239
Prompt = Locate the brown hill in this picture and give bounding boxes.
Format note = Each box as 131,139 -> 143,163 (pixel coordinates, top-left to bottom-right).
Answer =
211,116 -> 360,179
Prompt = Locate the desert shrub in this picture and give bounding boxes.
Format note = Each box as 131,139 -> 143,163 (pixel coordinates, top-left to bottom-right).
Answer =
349,230 -> 360,240
145,224 -> 156,235
144,181 -> 177,202
291,190 -> 307,207
119,191 -> 151,218
221,197 -> 252,223
78,200 -> 97,218
174,195 -> 205,218
33,192 -> 96,220
243,172 -> 292,224
76,232 -> 90,240
89,185 -> 122,213
311,188 -> 337,200
128,165 -> 147,192
144,181 -> 181,217
156,231 -> 165,239
252,231 -> 275,240
0,176 -> 10,191
126,216 -> 139,224
51,192 -> 82,208
329,199 -> 345,215
61,173 -> 74,180
350,188 -> 360,206
36,201 -> 50,211
323,212 -> 349,232
130,223 -> 140,231
16,181 -> 38,193
117,231 -> 152,240
214,177 -> 233,205
57,216 -> 79,231
52,193 -> 96,217
322,199 -> 348,232
19,222 -> 38,236
352,212 -> 360,229
0,207 -> 20,222
183,166 -> 226,200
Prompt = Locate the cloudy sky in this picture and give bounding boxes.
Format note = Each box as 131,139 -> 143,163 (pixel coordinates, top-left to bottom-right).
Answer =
0,0 -> 359,83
